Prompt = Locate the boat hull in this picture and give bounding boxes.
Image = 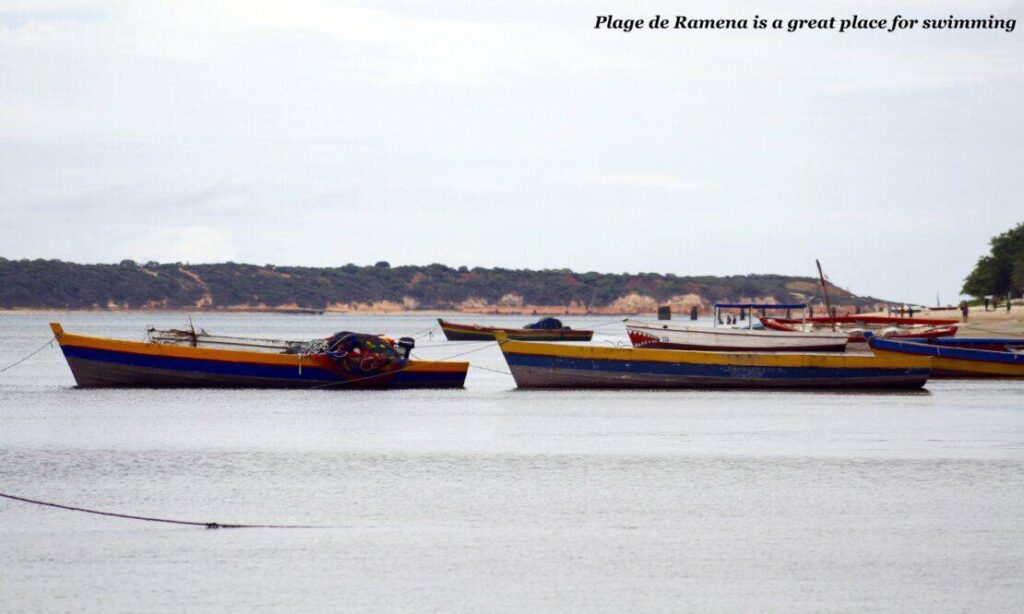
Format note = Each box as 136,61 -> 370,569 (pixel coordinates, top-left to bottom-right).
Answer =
625,320 -> 847,352
499,339 -> 930,389
51,324 -> 468,389
869,336 -> 1024,378
437,319 -> 593,342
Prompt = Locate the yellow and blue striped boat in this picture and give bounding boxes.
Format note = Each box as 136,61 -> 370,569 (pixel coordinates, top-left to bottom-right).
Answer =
50,323 -> 468,389
497,335 -> 931,389
869,335 -> 1024,378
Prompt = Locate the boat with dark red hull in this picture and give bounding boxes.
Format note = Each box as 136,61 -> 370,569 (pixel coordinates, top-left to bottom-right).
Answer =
761,317 -> 959,346
437,318 -> 593,342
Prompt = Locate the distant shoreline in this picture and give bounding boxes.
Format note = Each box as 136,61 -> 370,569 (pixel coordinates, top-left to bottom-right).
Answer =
0,303 -> 865,317
0,307 -> 650,317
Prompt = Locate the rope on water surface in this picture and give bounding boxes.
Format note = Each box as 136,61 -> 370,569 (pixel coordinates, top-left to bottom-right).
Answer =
0,492 -> 327,530
0,337 -> 55,375
469,363 -> 512,375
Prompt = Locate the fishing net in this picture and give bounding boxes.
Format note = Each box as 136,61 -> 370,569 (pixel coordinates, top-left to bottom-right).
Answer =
318,332 -> 409,377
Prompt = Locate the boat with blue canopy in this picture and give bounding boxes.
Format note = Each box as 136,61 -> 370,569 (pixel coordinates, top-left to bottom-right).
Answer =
626,303 -> 848,352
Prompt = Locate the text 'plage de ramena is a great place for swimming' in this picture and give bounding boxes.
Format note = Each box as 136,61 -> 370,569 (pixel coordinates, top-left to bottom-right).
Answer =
594,15 -> 1018,34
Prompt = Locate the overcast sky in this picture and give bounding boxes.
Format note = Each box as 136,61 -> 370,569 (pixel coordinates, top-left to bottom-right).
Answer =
1,0 -> 1021,303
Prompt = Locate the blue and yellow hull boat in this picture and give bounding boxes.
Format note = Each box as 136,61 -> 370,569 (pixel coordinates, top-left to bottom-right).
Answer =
50,323 -> 468,389
497,336 -> 931,389
869,335 -> 1024,378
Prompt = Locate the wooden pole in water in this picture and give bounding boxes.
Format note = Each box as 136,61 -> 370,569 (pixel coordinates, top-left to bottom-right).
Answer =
816,259 -> 836,332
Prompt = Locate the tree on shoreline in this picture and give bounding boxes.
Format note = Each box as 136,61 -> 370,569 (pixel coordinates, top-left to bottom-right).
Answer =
962,222 -> 1024,299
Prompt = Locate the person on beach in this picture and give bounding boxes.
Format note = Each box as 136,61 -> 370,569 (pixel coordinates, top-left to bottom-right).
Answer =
959,300 -> 969,322
984,297 -> 990,311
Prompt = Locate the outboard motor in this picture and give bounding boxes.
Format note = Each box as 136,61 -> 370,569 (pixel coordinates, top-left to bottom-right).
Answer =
397,337 -> 415,359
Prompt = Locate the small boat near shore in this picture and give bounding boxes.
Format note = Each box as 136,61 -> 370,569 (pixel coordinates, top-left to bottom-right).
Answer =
625,319 -> 848,352
497,334 -> 931,389
50,323 -> 468,389
761,317 -> 959,346
437,318 -> 593,342
770,315 -> 960,327
868,335 -> 1024,378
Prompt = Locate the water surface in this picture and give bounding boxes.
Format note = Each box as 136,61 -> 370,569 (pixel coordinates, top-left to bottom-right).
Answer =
1,312 -> 1022,611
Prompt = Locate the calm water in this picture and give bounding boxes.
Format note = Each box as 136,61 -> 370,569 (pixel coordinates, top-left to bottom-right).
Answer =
1,312 -> 1023,612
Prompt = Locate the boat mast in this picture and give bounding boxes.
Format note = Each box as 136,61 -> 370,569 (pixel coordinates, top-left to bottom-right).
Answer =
816,259 -> 835,332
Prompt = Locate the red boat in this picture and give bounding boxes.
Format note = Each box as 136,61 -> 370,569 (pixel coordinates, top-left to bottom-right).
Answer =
761,317 -> 958,344
769,315 -> 959,327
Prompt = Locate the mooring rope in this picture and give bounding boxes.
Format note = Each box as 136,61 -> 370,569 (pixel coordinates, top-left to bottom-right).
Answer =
0,492 -> 326,529
469,363 -> 512,375
406,324 -> 439,339
0,338 -> 55,375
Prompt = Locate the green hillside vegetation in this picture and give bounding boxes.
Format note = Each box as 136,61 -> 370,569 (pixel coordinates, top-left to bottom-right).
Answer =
0,258 -> 882,311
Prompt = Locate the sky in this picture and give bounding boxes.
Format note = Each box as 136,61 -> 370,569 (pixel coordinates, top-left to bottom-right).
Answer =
1,0 -> 1022,304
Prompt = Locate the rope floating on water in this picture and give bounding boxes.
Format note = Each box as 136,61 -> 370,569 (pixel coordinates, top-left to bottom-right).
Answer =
0,492 -> 327,530
470,363 -> 512,375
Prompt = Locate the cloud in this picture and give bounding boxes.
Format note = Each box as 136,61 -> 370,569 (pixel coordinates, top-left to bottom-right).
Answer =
0,0 -> 1021,304
595,172 -> 717,192
116,226 -> 237,264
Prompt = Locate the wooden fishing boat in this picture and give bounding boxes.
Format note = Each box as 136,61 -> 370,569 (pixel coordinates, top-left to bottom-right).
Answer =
49,323 -> 468,389
761,317 -> 958,345
770,315 -> 959,327
868,335 -> 1024,378
437,318 -> 593,341
496,335 -> 931,389
625,319 -> 848,352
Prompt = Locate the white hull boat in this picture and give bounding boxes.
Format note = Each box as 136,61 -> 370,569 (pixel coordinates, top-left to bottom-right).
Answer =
625,319 -> 849,352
